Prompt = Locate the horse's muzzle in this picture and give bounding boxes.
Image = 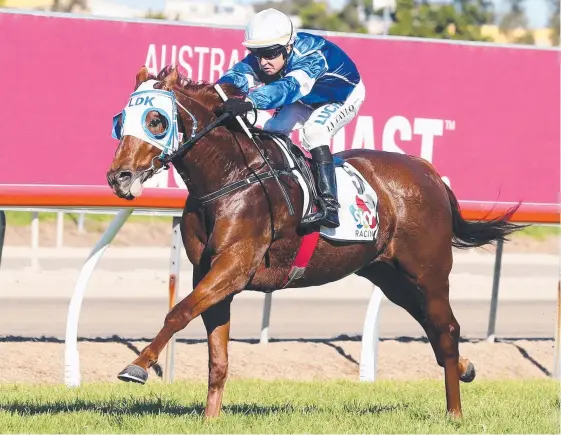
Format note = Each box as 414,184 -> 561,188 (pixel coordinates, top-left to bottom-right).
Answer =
107,169 -> 135,200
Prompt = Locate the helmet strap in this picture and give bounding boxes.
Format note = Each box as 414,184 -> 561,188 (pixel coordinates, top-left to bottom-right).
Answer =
281,43 -> 293,69
280,20 -> 294,68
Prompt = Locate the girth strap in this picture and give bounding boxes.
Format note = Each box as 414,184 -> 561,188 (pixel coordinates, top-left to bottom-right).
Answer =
194,170 -> 295,206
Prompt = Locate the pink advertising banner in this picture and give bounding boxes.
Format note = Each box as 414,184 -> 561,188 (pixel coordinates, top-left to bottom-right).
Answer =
0,11 -> 559,211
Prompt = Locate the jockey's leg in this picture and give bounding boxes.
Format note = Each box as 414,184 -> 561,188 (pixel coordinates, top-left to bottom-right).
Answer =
301,144 -> 341,228
262,101 -> 313,135
300,80 -> 366,229
262,102 -> 340,228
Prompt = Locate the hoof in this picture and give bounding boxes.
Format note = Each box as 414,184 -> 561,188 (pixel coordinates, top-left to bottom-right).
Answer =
117,364 -> 148,384
460,362 -> 476,383
446,410 -> 463,420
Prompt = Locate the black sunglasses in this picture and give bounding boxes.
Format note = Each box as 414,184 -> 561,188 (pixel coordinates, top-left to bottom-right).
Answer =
249,45 -> 285,60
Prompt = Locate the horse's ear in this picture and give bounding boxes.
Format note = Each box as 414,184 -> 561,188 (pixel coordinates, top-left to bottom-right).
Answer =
135,66 -> 150,88
161,66 -> 178,90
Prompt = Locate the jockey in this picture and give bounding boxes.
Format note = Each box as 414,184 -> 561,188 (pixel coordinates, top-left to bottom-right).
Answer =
217,8 -> 365,229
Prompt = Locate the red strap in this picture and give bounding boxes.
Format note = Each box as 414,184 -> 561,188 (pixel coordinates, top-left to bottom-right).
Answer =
281,231 -> 320,287
293,231 -> 320,267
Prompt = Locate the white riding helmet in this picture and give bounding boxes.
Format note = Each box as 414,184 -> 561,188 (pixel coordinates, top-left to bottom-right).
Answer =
243,8 -> 295,49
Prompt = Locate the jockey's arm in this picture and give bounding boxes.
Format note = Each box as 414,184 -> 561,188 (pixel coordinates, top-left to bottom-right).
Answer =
216,55 -> 260,94
247,52 -> 327,110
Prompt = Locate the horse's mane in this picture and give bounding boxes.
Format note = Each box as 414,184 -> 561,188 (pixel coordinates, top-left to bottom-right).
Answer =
149,65 -> 245,113
147,65 -> 272,137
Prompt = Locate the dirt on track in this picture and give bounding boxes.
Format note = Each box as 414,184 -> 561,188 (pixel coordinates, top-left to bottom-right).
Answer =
0,337 -> 554,385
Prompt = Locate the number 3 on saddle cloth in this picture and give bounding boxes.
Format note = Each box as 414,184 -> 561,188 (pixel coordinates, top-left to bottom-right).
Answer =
263,133 -> 381,288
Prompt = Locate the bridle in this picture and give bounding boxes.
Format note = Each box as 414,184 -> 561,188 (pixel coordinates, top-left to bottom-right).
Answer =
114,80 -> 296,214
140,93 -> 227,182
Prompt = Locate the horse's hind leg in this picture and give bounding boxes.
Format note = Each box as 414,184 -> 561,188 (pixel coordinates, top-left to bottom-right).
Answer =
356,263 -> 474,380
356,261 -> 474,418
418,273 -> 467,418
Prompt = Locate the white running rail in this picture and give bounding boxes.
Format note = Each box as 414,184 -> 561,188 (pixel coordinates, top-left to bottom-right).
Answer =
64,208 -> 133,387
359,286 -> 384,381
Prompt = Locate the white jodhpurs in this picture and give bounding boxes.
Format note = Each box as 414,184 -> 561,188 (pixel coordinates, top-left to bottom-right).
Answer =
262,80 -> 366,151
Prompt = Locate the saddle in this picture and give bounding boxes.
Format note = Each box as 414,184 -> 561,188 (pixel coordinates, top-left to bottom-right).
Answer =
250,128 -> 335,224
249,128 -> 381,287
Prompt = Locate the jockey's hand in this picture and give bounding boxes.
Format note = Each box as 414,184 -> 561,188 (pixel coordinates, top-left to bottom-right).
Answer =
222,98 -> 254,117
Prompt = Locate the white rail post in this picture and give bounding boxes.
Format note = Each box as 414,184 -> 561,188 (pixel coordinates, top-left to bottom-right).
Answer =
486,238 -> 504,343
64,208 -> 133,387
360,285 -> 383,381
0,210 -> 5,268
164,216 -> 182,383
31,211 -> 39,271
260,293 -> 273,344
552,196 -> 561,380
56,211 -> 64,248
78,212 -> 85,233
554,279 -> 561,379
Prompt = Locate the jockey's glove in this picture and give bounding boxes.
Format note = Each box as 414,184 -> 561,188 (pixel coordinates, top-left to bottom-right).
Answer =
222,98 -> 254,117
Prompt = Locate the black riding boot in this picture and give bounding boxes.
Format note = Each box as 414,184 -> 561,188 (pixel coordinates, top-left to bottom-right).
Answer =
301,146 -> 340,228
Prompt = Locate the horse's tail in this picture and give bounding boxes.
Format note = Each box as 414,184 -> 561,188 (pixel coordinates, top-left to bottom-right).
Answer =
445,184 -> 526,249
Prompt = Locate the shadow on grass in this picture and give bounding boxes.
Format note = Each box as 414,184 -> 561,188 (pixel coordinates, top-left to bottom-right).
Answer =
0,400 -> 405,417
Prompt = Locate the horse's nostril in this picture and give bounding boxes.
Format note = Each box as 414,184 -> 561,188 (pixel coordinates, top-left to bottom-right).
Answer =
117,171 -> 133,184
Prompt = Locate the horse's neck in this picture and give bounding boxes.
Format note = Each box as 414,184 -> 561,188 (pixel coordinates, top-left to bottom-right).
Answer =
173,87 -> 255,198
180,136 -> 245,198
172,84 -> 289,200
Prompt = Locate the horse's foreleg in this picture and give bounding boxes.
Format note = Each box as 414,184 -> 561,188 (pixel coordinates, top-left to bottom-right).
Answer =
117,248 -> 257,385
202,296 -> 232,418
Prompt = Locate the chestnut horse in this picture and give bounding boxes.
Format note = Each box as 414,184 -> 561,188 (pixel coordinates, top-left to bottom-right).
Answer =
106,65 -> 523,419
